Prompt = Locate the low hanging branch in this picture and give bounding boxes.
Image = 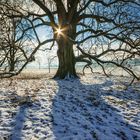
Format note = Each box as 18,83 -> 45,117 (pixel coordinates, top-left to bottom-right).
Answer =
76,45 -> 140,80
75,55 -> 93,75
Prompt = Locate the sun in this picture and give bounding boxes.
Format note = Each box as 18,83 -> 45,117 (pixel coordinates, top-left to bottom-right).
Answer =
56,27 -> 62,35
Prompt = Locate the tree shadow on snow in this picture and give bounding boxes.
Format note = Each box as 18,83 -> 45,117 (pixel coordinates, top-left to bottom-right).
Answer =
52,76 -> 140,140
10,104 -> 29,140
2,75 -> 139,140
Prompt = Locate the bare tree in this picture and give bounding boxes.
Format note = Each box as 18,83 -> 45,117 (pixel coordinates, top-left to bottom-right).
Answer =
0,3 -> 34,77
0,0 -> 53,77
1,0 -> 140,80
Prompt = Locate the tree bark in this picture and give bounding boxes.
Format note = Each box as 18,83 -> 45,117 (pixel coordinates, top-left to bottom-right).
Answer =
9,47 -> 15,72
53,38 -> 78,79
9,62 -> 15,71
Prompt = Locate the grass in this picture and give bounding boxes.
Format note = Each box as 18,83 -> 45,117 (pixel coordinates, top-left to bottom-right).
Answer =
14,69 -> 54,79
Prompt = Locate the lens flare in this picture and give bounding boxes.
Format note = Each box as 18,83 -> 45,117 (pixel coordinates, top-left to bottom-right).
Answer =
56,27 -> 62,35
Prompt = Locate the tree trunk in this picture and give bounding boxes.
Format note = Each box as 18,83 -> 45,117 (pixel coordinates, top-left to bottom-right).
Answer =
9,53 -> 15,72
9,62 -> 15,72
53,38 -> 78,79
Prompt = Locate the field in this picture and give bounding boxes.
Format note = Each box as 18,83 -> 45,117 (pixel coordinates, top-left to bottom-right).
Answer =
0,70 -> 140,140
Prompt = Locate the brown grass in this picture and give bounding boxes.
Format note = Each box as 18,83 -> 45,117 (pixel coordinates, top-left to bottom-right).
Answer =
13,69 -> 56,79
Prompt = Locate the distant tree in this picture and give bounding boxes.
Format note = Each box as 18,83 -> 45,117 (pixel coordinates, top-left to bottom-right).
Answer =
1,0 -> 140,80
47,55 -> 57,73
0,3 -> 35,77
0,17 -> 23,72
0,1 -> 43,77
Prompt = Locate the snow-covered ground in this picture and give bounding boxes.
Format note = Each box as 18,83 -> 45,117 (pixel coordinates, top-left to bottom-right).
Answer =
0,73 -> 140,140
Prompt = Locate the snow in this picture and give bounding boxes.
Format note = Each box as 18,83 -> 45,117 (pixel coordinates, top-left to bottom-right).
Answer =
0,74 -> 140,140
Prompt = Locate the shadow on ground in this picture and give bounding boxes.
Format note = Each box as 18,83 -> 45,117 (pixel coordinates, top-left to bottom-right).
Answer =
52,77 -> 140,140
0,75 -> 140,140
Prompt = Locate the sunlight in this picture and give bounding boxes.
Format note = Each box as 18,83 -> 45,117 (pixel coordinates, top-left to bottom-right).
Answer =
56,27 -> 62,35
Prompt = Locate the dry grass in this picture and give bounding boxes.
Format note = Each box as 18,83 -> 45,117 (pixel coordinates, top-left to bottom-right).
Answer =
14,69 -> 56,79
